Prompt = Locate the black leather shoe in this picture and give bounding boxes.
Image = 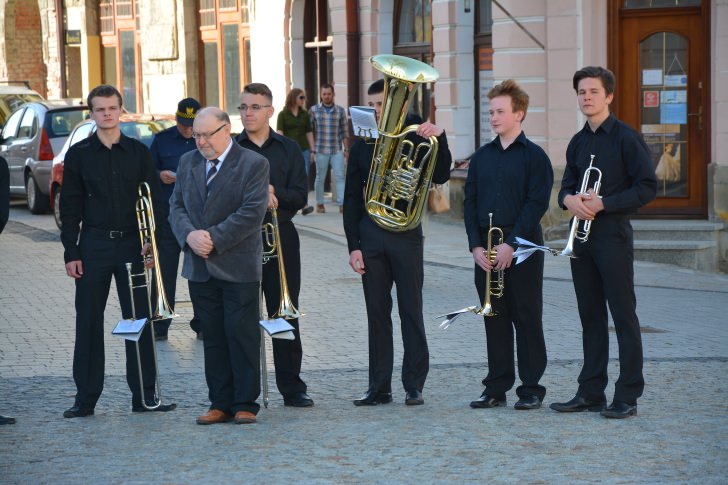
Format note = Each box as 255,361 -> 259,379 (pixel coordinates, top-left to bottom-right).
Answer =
302,206 -> 314,215
154,334 -> 168,341
132,402 -> 177,413
284,392 -> 314,407
470,392 -> 506,409
353,390 -> 393,406
405,390 -> 424,406
63,405 -> 94,418
549,395 -> 606,413
514,395 -> 542,410
600,401 -> 637,419
0,415 -> 16,425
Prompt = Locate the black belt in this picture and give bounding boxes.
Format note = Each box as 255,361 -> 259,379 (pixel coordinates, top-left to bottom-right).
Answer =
84,226 -> 137,239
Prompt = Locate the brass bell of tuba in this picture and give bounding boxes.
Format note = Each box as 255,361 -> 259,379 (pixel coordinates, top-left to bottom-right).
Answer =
364,54 -> 440,232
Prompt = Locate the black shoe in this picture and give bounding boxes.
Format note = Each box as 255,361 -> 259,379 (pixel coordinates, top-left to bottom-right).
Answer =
600,401 -> 637,419
549,395 -> 606,413
132,402 -> 177,413
63,405 -> 94,418
0,415 -> 16,425
154,333 -> 168,341
302,206 -> 314,215
470,392 -> 506,409
514,395 -> 542,410
405,389 -> 424,406
284,392 -> 314,407
353,390 -> 393,406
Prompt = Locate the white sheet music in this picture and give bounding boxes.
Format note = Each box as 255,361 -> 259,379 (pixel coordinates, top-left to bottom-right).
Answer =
259,318 -> 296,340
112,318 -> 147,341
349,106 -> 379,139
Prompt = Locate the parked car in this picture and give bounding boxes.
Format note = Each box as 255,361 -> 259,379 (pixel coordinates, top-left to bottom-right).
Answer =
0,81 -> 44,128
0,101 -> 89,213
50,114 -> 175,229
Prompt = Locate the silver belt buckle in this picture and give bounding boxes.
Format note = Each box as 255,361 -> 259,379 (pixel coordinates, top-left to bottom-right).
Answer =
109,230 -> 123,239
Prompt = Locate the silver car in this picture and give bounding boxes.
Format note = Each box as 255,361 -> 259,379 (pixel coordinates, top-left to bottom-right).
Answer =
0,101 -> 89,213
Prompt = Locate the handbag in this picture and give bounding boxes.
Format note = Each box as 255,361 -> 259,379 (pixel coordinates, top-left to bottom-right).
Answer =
427,184 -> 450,213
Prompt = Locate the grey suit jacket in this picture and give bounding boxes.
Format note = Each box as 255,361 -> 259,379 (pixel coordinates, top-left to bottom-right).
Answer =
169,142 -> 269,283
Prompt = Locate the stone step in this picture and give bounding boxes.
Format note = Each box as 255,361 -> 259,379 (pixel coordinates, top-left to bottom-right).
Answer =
547,238 -> 717,272
630,220 -> 724,241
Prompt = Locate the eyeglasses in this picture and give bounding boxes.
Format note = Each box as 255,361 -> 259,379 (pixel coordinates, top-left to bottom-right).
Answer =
192,123 -> 227,141
237,104 -> 272,112
298,95 -> 306,100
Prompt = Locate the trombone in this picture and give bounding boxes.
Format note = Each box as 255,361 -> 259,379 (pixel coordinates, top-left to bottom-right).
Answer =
123,182 -> 178,410
561,155 -> 602,257
259,207 -> 303,407
437,213 -> 504,328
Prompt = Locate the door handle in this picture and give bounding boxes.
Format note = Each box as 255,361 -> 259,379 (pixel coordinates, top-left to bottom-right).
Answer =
687,106 -> 702,131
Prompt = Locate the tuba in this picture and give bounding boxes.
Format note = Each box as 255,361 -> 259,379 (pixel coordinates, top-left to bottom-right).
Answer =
364,54 -> 440,232
561,155 -> 602,257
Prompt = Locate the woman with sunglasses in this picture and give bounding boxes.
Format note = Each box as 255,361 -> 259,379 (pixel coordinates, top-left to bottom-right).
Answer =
277,88 -> 315,215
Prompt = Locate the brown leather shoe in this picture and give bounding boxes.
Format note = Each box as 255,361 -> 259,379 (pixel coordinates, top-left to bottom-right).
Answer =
234,411 -> 257,424
196,409 -> 232,425
316,204 -> 325,213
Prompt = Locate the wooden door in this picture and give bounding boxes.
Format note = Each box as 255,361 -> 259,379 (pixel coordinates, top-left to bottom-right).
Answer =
610,2 -> 709,217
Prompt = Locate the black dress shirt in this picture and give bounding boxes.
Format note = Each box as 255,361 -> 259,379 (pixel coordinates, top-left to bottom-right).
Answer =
558,114 -> 657,214
60,132 -> 163,263
463,131 -> 553,251
343,116 -> 452,253
236,129 -> 307,224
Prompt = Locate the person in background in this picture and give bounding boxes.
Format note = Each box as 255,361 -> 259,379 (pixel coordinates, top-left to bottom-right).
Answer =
149,97 -> 201,340
309,83 -> 348,214
277,87 -> 314,216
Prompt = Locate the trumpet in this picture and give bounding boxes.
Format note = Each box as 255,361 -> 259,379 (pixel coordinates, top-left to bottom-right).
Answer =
436,213 -> 504,328
476,213 -> 504,317
261,207 -> 303,320
561,155 -> 602,257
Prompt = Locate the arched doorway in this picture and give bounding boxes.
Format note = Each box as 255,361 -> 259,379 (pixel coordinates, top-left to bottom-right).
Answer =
3,0 -> 46,96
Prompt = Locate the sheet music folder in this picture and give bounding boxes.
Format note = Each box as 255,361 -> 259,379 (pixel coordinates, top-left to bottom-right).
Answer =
259,318 -> 296,340
112,318 -> 148,342
349,106 -> 379,139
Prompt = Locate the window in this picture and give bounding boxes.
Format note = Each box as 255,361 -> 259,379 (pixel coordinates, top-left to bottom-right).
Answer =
1,109 -> 25,140
197,1 -> 250,110
623,0 -> 700,7
99,2 -> 141,112
394,0 -> 434,121
17,108 -> 37,139
475,0 -> 494,147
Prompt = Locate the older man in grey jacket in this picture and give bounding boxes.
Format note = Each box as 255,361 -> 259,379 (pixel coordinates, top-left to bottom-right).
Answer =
169,107 -> 269,425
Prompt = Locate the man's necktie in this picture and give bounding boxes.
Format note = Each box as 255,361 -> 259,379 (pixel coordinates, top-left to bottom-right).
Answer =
206,159 -> 219,193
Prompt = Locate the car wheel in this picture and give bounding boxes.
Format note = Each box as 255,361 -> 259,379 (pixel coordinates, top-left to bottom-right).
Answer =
26,173 -> 50,214
53,188 -> 62,229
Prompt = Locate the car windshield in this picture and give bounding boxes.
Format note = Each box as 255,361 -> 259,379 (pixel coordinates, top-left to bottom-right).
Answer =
120,121 -> 167,147
0,93 -> 44,126
46,109 -> 90,138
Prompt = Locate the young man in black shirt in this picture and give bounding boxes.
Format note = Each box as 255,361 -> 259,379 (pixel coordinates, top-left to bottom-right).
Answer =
236,83 -> 313,408
550,66 -> 656,419
344,79 -> 452,406
60,85 -> 176,417
464,79 -> 553,411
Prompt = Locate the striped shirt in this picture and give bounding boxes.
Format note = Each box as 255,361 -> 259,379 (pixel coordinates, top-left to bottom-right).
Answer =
309,102 -> 348,155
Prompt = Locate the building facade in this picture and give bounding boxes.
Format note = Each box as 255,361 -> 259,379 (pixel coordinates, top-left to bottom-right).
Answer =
1,0 -> 726,270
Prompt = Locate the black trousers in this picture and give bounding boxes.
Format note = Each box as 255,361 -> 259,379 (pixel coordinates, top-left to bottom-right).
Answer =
189,278 -> 261,415
570,215 -> 644,404
359,217 -> 428,393
474,228 -> 547,401
261,220 -> 307,397
154,222 -> 181,335
72,231 -> 156,409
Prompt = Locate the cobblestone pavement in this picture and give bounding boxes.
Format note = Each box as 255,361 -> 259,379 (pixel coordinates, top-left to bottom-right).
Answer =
1,201 -> 727,483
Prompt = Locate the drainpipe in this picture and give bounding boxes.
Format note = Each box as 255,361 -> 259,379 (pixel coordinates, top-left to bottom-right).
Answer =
55,0 -> 67,97
345,0 -> 360,112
